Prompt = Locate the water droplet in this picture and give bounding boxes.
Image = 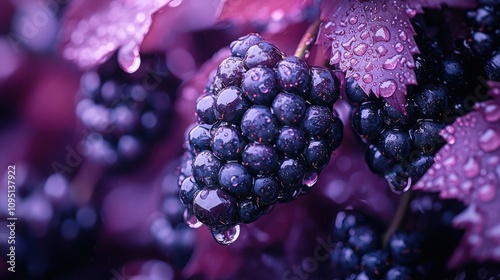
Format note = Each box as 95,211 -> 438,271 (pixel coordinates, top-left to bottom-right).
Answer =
350,58 -> 359,66
362,73 -> 373,83
478,183 -> 495,202
383,55 -> 401,70
398,31 -> 407,41
353,43 -> 368,56
395,43 -> 404,53
341,36 -> 356,51
282,65 -> 292,76
258,84 -> 269,93
251,71 -> 260,81
405,7 -> 417,17
334,30 -> 345,36
483,104 -> 500,122
212,225 -> 240,245
365,62 -> 375,72
352,73 -> 360,81
118,41 -> 141,73
349,16 -> 358,24
330,50 -> 341,64
385,172 -> 412,194
379,79 -> 397,97
478,128 -> 500,152
360,30 -> 370,39
183,210 -> 202,228
357,23 -> 367,31
230,175 -> 239,186
302,171 -> 318,187
372,26 -> 391,42
463,157 -> 480,178
376,45 -> 388,56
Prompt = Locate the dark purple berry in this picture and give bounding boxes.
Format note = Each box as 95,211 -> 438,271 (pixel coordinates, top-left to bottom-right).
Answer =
241,105 -> 279,144
410,121 -> 446,156
275,56 -> 311,95
325,115 -> 344,151
385,266 -> 412,280
241,66 -> 279,105
379,129 -> 412,160
253,177 -> 280,205
333,211 -> 368,242
333,246 -> 360,273
195,94 -> 217,124
193,189 -> 237,228
244,41 -> 283,68
467,31 -> 496,57
302,105 -> 333,138
352,102 -> 384,142
361,250 -> 390,278
388,231 -> 423,264
348,225 -> 381,255
188,124 -> 212,154
180,176 -> 200,207
272,92 -> 307,126
485,51 -> 500,81
238,199 -> 264,223
230,33 -> 263,58
365,145 -> 394,176
303,140 -> 331,170
242,143 -> 279,175
439,53 -> 469,90
277,158 -> 306,189
307,67 -> 340,106
412,84 -> 449,119
211,124 -> 246,161
218,163 -> 253,197
192,150 -> 222,188
276,127 -> 306,157
382,101 -> 411,128
345,77 -> 377,105
215,86 -> 251,123
216,57 -> 246,87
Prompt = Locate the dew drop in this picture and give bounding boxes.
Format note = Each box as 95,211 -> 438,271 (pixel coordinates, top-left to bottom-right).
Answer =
405,7 -> 417,17
352,73 -> 360,81
385,173 -> 412,194
395,43 -> 404,53
349,16 -> 358,24
463,157 -> 480,179
302,171 -> 319,187
376,45 -> 388,56
183,209 -> 202,229
372,26 -> 391,42
383,55 -> 401,70
362,73 -> 373,83
360,30 -> 370,39
364,62 -> 375,72
353,43 -> 368,56
330,50 -> 341,64
282,65 -> 292,76
118,41 -> 141,73
478,128 -> 500,152
230,176 -> 239,186
483,104 -> 500,122
212,225 -> 240,245
478,183 -> 496,202
251,71 -> 261,81
350,58 -> 359,66
341,36 -> 356,51
379,79 -> 397,97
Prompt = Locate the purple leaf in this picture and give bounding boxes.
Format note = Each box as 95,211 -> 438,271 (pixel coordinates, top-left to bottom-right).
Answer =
216,0 -> 314,27
414,82 -> 500,266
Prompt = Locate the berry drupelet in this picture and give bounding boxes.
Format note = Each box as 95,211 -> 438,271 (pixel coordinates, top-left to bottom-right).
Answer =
178,33 -> 344,244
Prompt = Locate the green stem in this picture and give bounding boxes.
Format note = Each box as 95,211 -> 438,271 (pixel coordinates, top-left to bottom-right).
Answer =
294,18 -> 322,60
383,190 -> 413,247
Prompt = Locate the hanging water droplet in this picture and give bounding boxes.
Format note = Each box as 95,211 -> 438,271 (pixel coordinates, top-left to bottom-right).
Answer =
372,26 -> 391,42
118,41 -> 141,73
405,7 -> 417,17
353,43 -> 368,56
383,55 -> 402,70
212,225 -> 240,245
478,128 -> 500,152
183,209 -> 202,228
379,79 -> 397,97
385,172 -> 412,194
362,73 -> 373,83
302,171 -> 319,187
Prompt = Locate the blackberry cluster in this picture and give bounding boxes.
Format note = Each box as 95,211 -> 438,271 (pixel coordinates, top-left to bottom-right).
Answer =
348,27 -> 486,192
463,0 -> 500,81
178,33 -> 344,244
76,53 -> 177,170
331,199 -> 464,280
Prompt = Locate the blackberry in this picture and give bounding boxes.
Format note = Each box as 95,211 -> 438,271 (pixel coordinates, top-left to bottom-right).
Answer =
379,129 -> 412,161
76,53 -> 178,170
178,34 -> 343,244
345,77 -> 377,105
485,50 -> 500,81
351,102 -> 384,142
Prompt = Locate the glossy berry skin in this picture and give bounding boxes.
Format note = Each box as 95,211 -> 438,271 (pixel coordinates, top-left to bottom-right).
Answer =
302,105 -> 333,138
345,77 -> 377,105
215,86 -> 251,123
253,177 -> 280,205
272,92 -> 307,126
193,189 -> 237,228
277,158 -> 306,189
196,94 -> 217,124
275,56 -> 311,95
241,105 -> 279,144
188,124 -> 212,154
439,53 -> 468,90
410,121 -> 445,156
218,163 -> 253,197
365,145 -> 393,176
217,57 -> 246,87
352,102 -> 384,142
192,150 -> 222,188
485,51 -> 500,81
382,101 -> 411,128
238,199 -> 264,224
333,246 -> 360,273
276,127 -> 306,157
230,33 -> 263,58
242,143 -> 279,175
307,67 -> 340,106
326,115 -> 344,151
361,250 -> 390,278
179,176 -> 200,207
348,225 -> 382,255
333,211 -> 368,242
244,41 -> 283,69
385,164 -> 411,193
385,266 -> 412,280
412,84 -> 449,119
388,232 -> 423,264
379,129 -> 412,160
407,152 -> 434,181
241,66 -> 279,105
303,140 -> 331,170
467,31 -> 497,57
211,124 -> 246,160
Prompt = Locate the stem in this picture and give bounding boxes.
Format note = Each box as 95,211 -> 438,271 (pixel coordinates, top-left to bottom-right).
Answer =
383,190 -> 413,247
294,18 -> 322,60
